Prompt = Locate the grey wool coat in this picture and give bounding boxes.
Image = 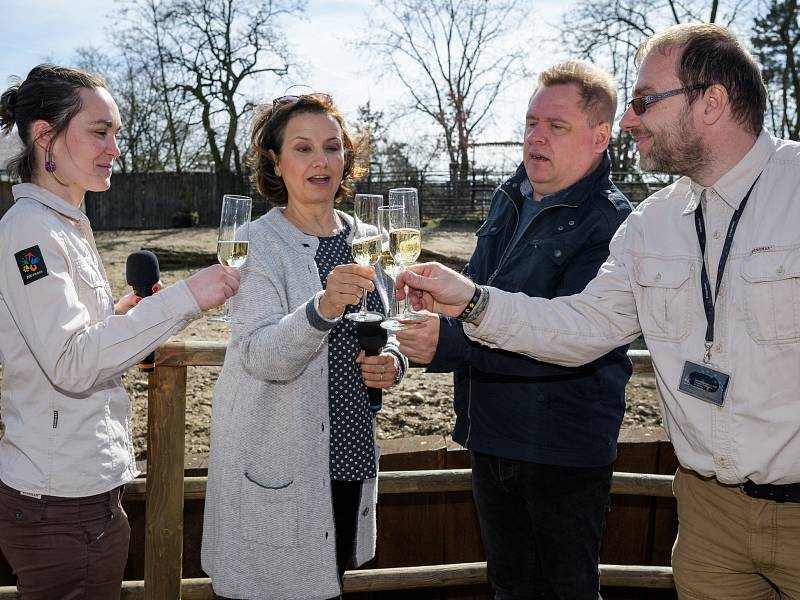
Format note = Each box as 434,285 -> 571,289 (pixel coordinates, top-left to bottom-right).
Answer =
202,208 -> 404,600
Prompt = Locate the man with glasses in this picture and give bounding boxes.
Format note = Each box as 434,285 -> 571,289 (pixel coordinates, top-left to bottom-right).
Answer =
397,60 -> 632,600
395,23 -> 800,599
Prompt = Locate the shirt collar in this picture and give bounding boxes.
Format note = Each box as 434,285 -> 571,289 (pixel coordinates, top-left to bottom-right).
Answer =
683,130 -> 774,215
509,151 -> 612,208
12,182 -> 88,223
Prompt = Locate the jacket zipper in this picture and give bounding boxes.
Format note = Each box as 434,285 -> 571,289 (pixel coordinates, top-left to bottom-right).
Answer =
466,185 -> 572,446
486,187 -> 572,285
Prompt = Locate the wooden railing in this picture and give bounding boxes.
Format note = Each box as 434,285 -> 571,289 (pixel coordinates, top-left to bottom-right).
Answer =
0,344 -> 667,599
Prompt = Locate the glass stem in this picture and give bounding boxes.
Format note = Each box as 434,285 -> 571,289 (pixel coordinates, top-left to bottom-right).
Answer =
360,287 -> 369,315
223,299 -> 230,320
403,285 -> 411,314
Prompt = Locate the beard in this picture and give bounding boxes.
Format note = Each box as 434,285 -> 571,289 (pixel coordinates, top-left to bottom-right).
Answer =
631,108 -> 710,179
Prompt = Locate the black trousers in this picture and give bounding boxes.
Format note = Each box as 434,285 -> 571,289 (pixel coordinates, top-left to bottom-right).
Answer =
471,451 -> 613,600
331,479 -> 363,581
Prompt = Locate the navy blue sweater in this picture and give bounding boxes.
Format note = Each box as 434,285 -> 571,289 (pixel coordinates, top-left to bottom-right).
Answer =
428,155 -> 633,467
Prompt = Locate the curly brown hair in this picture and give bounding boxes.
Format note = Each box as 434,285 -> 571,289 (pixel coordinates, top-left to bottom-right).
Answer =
249,93 -> 366,205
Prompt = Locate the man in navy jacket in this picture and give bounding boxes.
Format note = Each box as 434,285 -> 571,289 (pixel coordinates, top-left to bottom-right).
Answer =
398,60 -> 632,599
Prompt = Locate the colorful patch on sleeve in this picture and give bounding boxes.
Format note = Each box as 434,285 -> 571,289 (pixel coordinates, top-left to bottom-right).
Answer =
14,245 -> 49,286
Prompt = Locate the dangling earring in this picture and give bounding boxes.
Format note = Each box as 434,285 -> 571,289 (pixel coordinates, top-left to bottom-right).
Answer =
44,143 -> 66,186
45,147 -> 56,173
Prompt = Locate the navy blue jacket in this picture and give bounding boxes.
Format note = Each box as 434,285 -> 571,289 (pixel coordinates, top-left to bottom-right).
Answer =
428,155 -> 633,467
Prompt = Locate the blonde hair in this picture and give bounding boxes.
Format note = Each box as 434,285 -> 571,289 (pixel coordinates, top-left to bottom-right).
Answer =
634,24 -> 766,134
536,60 -> 618,126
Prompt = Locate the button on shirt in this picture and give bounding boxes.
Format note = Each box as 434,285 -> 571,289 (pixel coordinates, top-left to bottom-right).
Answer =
0,184 -> 201,497
465,132 -> 800,485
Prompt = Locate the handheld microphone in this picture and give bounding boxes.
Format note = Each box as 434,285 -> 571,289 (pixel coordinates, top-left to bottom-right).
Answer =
125,251 -> 160,372
357,320 -> 388,412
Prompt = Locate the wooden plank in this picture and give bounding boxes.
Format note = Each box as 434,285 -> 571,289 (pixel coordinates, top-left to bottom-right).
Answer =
123,471 -> 675,501
0,564 -> 674,598
603,433 -> 661,567
375,436 -> 449,600
152,341 -> 652,372
145,366 -> 187,600
443,441 -> 490,600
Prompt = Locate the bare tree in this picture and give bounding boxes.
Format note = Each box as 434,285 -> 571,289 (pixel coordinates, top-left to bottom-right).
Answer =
362,0 -> 528,192
74,47 -> 172,173
117,0 -> 202,172
160,0 -> 304,180
557,0 -> 751,175
752,0 -> 800,140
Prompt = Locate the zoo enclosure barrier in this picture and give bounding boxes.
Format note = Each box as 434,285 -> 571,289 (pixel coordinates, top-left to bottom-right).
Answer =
0,170 -> 675,230
0,344 -> 677,599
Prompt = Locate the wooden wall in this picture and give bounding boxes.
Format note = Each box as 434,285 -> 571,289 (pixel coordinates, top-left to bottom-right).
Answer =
0,431 -> 678,599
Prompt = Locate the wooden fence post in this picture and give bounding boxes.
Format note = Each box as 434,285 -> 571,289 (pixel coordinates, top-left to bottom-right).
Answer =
145,365 -> 187,600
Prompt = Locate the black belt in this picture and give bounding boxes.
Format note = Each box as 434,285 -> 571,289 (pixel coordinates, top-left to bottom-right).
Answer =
740,480 -> 800,503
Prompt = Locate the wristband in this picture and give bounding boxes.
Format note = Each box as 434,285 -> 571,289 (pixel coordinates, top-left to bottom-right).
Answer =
457,285 -> 482,321
464,285 -> 490,323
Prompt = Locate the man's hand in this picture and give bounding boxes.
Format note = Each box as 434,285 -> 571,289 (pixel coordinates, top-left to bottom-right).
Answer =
185,265 -> 241,311
395,262 -> 475,318
319,264 -> 376,320
396,312 -> 440,366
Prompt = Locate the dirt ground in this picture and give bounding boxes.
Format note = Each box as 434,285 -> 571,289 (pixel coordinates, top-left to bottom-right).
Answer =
80,220 -> 663,459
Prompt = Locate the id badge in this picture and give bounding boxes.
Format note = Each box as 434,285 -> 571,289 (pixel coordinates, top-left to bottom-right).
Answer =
678,361 -> 730,406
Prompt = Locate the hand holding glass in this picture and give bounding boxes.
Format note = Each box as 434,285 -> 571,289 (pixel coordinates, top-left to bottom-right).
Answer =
208,194 -> 251,324
347,194 -> 384,323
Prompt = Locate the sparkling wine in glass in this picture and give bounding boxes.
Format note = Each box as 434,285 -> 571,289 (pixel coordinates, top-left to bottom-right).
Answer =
378,203 -> 408,331
208,194 -> 252,324
347,194 -> 384,323
388,188 -> 425,322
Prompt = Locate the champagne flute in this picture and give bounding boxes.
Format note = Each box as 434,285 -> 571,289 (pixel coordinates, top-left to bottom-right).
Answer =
347,194 -> 384,323
378,203 -> 408,331
388,188 -> 426,322
208,194 -> 252,324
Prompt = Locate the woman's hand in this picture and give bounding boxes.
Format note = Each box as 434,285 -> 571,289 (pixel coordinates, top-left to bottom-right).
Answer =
356,351 -> 401,389
114,281 -> 163,315
319,264 -> 375,320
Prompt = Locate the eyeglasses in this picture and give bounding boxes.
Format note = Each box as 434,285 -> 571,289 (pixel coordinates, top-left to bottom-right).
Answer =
271,92 -> 333,111
627,85 -> 708,115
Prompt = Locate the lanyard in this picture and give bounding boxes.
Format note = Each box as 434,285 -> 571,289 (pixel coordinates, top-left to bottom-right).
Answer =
694,175 -> 761,363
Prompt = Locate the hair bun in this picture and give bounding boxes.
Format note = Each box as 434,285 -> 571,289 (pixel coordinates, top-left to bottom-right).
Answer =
0,84 -> 19,134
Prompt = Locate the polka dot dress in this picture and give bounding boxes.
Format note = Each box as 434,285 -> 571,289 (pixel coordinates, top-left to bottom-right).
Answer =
315,223 -> 381,481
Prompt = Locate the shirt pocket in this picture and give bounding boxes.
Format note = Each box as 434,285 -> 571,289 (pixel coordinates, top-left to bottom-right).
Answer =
74,258 -> 109,324
740,248 -> 800,344
239,472 -> 298,547
633,257 -> 694,342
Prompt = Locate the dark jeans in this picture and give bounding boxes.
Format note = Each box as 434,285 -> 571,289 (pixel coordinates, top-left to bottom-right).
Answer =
0,479 -> 130,600
471,451 -> 613,600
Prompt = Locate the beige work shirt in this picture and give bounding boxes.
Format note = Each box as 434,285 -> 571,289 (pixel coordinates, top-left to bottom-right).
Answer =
0,183 -> 200,497
467,132 -> 800,485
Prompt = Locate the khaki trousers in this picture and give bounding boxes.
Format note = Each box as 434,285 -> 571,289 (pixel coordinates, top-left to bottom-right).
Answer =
672,467 -> 800,599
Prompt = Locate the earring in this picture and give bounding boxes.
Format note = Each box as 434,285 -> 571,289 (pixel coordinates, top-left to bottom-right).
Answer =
45,147 -> 56,173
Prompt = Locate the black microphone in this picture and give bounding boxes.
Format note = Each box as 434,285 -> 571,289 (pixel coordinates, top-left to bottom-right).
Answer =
357,320 -> 388,412
125,251 -> 160,372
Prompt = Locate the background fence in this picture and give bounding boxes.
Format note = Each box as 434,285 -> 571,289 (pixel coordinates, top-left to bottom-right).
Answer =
0,170 -> 674,229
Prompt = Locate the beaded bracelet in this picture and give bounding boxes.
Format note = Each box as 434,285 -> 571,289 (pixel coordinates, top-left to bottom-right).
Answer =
464,285 -> 490,323
457,285 -> 482,321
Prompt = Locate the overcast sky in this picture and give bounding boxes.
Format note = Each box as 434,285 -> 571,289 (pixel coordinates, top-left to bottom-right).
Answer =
4,0 -> 570,170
